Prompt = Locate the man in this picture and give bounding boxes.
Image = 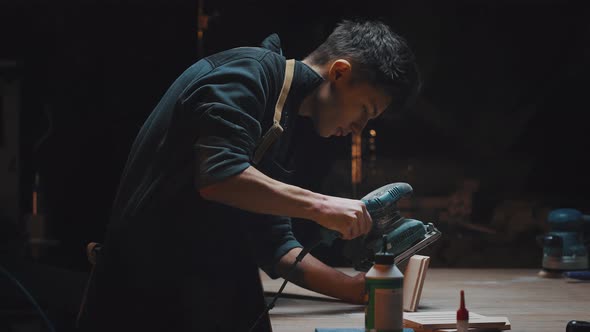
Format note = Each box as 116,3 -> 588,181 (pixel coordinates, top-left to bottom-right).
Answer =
82,19 -> 420,331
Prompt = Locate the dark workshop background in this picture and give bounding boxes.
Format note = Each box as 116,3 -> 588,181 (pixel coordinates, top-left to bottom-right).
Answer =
1,0 -> 589,331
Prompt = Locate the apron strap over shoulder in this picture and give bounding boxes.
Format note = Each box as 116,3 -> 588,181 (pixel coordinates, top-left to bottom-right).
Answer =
253,59 -> 295,165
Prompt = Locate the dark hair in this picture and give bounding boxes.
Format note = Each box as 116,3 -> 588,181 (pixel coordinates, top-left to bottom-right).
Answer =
307,19 -> 421,114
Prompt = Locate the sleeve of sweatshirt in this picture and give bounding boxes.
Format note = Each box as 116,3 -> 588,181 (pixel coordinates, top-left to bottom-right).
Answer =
183,57 -> 275,189
246,214 -> 303,279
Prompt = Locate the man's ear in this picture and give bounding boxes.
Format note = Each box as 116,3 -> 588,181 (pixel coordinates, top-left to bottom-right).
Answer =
328,59 -> 352,83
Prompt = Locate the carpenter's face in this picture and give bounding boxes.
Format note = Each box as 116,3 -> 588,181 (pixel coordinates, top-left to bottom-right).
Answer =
307,60 -> 391,137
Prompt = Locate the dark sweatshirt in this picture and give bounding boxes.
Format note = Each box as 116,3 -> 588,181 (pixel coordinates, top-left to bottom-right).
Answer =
82,34 -> 323,332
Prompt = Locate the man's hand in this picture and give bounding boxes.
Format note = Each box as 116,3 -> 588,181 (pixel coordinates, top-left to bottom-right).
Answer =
313,196 -> 372,240
343,272 -> 368,305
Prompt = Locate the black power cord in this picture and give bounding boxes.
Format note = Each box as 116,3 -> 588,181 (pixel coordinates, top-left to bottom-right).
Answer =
0,263 -> 56,332
247,238 -> 323,332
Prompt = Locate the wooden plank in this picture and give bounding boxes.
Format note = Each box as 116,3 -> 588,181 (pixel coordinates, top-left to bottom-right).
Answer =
403,311 -> 509,329
432,317 -> 511,331
404,255 -> 431,312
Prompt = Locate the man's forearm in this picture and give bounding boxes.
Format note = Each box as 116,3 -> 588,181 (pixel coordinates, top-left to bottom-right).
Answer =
275,247 -> 366,304
199,165 -> 372,240
199,166 -> 323,221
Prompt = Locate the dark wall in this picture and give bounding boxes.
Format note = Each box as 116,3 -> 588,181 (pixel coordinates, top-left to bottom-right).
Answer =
1,0 -> 589,270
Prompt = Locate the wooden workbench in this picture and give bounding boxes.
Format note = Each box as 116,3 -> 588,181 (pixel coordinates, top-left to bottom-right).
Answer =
260,268 -> 590,332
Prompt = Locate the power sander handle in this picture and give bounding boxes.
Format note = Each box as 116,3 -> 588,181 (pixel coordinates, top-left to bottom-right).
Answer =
319,182 -> 413,246
317,192 -> 386,246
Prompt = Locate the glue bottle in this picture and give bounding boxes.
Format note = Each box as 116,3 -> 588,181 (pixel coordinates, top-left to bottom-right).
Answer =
365,235 -> 404,332
456,290 -> 469,332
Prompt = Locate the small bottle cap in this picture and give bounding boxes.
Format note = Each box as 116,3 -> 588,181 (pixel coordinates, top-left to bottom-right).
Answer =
374,235 -> 395,265
456,290 -> 469,321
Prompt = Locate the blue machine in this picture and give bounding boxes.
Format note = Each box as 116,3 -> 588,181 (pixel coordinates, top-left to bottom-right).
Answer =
539,208 -> 590,271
